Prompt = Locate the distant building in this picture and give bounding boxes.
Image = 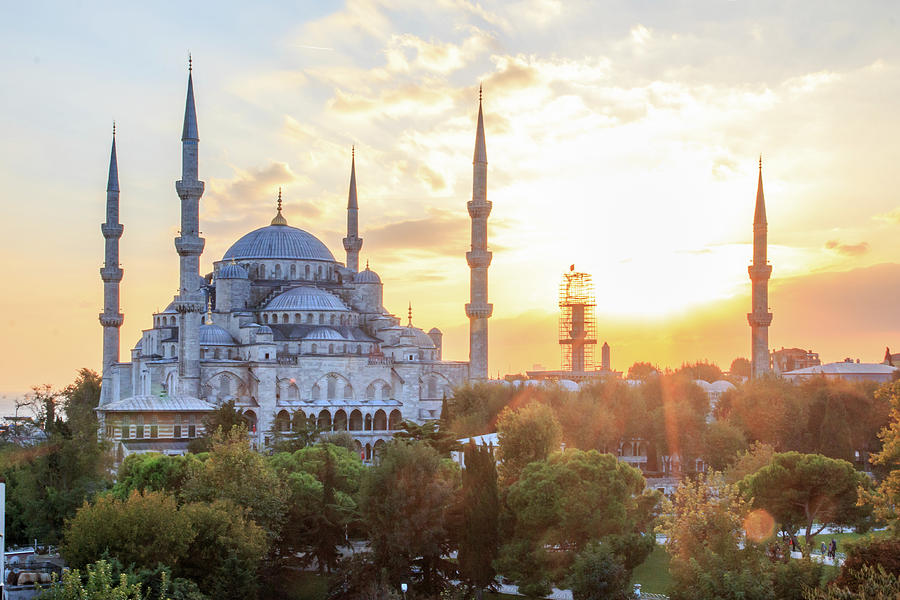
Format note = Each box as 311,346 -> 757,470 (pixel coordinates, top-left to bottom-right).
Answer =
771,347 -> 821,374
783,360 -> 897,383
450,432 -> 499,468
693,379 -> 736,421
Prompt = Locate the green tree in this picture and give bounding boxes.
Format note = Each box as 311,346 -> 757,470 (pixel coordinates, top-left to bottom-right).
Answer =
62,490 -> 192,570
833,537 -> 900,590
626,361 -> 657,381
662,472 -> 774,600
803,564 -> 900,599
730,357 -> 752,378
703,420 -> 749,471
861,381 -> 900,531
360,441 -> 459,596
724,442 -> 776,484
456,441 -> 500,599
446,383 -> 515,437
187,400 -> 245,453
39,559 -> 153,600
496,402 -> 562,485
675,360 -> 724,383
566,543 -> 630,600
393,419 -> 459,456
498,450 -> 659,596
111,453 -> 200,499
740,452 -> 870,546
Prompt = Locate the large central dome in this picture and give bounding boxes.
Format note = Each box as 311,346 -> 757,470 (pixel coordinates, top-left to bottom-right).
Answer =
223,224 -> 335,262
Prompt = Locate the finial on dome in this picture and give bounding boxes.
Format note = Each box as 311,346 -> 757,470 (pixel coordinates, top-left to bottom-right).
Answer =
366,259 -> 369,270
479,82 -> 482,103
759,154 -> 762,170
271,187 -> 288,226
112,120 -> 116,137
188,52 -> 192,72
408,302 -> 412,326
205,297 -> 213,325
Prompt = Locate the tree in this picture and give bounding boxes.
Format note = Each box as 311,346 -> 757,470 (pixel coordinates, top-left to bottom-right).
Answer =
62,490 -> 192,570
360,441 -> 459,595
730,357 -> 752,378
496,402 -> 562,485
703,420 -> 749,471
717,377 -> 805,451
567,543 -> 630,600
498,450 -> 659,596
456,441 -> 500,599
39,559 -> 156,600
111,453 -> 200,499
740,452 -> 870,546
723,442 -> 776,484
675,360 -> 724,383
860,381 -> 900,531
446,383 -> 516,437
626,362 -> 657,381
187,400 -> 245,453
662,472 -> 774,600
833,537 -> 900,590
393,419 -> 459,456
804,564 -> 900,599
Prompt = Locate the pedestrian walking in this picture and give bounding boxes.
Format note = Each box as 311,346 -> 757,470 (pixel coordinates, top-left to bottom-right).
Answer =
821,542 -> 826,555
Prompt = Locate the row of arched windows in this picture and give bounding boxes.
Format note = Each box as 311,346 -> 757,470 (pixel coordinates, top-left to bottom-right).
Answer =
276,377 -> 392,402
262,312 -> 357,326
235,261 -> 336,283
272,408 -> 402,432
155,315 -> 177,328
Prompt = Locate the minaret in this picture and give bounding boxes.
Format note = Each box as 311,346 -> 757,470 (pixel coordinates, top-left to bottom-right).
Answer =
465,85 -> 493,380
99,124 -> 124,405
747,157 -> 772,378
173,59 -> 206,398
342,146 -> 363,272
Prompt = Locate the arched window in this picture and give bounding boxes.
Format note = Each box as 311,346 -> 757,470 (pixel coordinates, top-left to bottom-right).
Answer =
365,443 -> 372,461
327,376 -> 336,399
317,410 -> 331,431
214,348 -> 221,360
381,384 -> 392,400
275,410 -> 291,432
328,344 -> 334,354
343,383 -> 353,399
307,314 -> 313,323
342,344 -> 347,354
374,439 -> 386,459
311,384 -> 321,400
290,264 -> 297,278
259,264 -> 266,278
366,384 -> 375,400
317,265 -> 322,278
272,314 -> 278,323
330,314 -> 335,325
283,313 -> 289,323
305,264 -> 310,278
333,410 -> 347,431
364,414 -> 373,430
388,410 -> 402,430
319,314 -> 325,325
373,410 -> 387,431
292,411 -> 306,431
263,313 -> 269,323
288,384 -> 299,402
357,345 -> 362,354
294,313 -> 301,323
311,343 -> 317,354
349,410 -> 362,431
275,264 -> 282,279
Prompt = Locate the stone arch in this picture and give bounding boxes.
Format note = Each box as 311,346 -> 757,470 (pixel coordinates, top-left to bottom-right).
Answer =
294,313 -> 302,324
354,439 -> 363,457
290,264 -> 297,278
275,409 -> 291,432
388,410 -> 402,430
243,409 -> 258,433
333,409 -> 348,431
364,413 -> 373,430
343,382 -> 353,399
373,409 -> 387,431
365,443 -> 372,461
349,409 -> 363,431
292,411 -> 307,431
275,264 -> 282,279
366,383 -> 376,400
311,383 -> 321,401
381,383 -> 392,401
317,409 -> 332,431
288,382 -> 300,402
373,439 -> 386,459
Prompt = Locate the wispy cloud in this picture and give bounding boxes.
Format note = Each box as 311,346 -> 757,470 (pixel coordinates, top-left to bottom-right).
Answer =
824,239 -> 870,257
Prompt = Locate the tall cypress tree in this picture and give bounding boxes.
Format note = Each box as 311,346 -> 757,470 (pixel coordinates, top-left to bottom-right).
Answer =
458,440 -> 500,599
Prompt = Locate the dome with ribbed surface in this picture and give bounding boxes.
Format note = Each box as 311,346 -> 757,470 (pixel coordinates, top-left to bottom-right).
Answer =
355,267 -> 381,284
265,286 -> 349,312
223,225 -> 335,262
303,327 -> 345,341
199,324 -> 236,346
218,262 -> 248,279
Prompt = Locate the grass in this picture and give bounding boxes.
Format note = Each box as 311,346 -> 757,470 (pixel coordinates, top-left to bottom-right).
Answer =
630,544 -> 672,595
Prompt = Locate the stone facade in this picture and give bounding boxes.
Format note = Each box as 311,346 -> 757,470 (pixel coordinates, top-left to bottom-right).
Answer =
96,67 -> 479,460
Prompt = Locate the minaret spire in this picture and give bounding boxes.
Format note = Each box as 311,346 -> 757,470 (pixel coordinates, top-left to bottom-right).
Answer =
466,84 -> 493,380
100,124 -> 124,405
173,61 -> 206,398
343,146 -> 363,272
748,157 -> 772,378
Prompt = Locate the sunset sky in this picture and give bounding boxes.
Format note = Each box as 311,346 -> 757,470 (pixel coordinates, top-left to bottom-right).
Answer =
2,1 -> 900,405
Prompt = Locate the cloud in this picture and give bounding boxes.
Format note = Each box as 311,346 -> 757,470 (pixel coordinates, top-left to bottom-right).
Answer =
875,208 -> 900,224
824,239 -> 870,256
364,208 -> 469,257
417,165 -> 446,191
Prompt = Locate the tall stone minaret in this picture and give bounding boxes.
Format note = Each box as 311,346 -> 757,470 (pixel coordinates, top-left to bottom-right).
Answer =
747,157 -> 772,378
173,60 -> 206,398
465,86 -> 493,380
342,147 -> 363,272
99,125 -> 124,405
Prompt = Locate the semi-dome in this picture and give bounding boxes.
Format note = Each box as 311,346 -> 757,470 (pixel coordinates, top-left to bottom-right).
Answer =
265,286 -> 349,312
223,224 -> 335,262
355,267 -> 381,284
218,262 -> 248,279
303,327 -> 345,341
199,324 -> 236,346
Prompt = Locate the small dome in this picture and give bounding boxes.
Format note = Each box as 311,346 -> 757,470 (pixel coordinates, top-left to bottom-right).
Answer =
428,327 -> 442,335
256,325 -> 273,335
400,326 -> 435,349
223,224 -> 335,262
303,327 -> 345,341
265,286 -> 349,312
199,324 -> 236,346
355,267 -> 381,284
218,262 -> 248,279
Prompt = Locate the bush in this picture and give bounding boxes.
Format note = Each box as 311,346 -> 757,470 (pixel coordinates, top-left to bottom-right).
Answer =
567,543 -> 630,600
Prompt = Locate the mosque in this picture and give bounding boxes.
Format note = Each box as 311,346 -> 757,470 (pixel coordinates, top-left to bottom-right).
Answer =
96,65 -> 493,460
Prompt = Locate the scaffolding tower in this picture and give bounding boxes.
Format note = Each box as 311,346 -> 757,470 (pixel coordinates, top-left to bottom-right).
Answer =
559,268 -> 597,372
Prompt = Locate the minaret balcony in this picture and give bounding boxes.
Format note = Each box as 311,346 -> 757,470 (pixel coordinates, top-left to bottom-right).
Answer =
175,236 -> 206,256
467,201 -> 492,219
174,291 -> 206,313
465,303 -> 493,319
175,179 -> 205,197
100,265 -> 123,281
466,250 -> 493,268
748,264 -> 772,280
101,223 -> 124,238
99,312 -> 124,327
747,312 -> 773,327
343,236 -> 363,252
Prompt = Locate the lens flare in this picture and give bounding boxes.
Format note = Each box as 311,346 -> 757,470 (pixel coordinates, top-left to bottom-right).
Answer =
744,509 -> 775,543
